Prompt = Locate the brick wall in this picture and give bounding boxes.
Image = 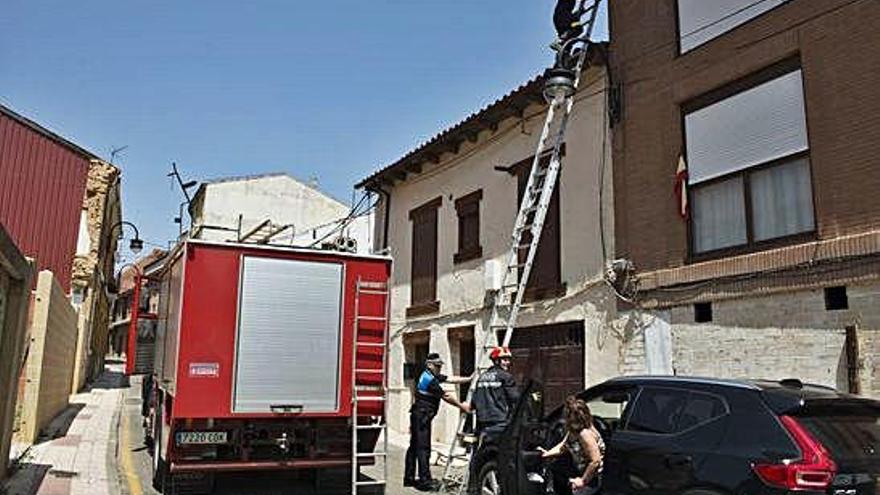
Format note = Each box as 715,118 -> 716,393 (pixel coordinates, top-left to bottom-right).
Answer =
610,0 -> 880,275
16,271 -> 78,444
618,280 -> 880,398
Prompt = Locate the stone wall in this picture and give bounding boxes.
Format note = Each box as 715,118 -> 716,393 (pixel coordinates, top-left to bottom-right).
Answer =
71,160 -> 120,391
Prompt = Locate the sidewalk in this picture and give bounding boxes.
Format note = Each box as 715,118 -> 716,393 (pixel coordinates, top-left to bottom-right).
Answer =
3,363 -> 125,495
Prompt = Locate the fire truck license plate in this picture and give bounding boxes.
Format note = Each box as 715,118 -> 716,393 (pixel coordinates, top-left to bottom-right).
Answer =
176,431 -> 228,445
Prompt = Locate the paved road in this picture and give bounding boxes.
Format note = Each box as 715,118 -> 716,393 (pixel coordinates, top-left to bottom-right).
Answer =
117,376 -> 446,495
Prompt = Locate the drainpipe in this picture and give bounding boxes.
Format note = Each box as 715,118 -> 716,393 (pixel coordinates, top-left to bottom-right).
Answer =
366,184 -> 391,251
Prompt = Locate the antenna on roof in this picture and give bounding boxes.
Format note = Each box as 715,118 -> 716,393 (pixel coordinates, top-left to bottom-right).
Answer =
167,162 -> 198,204
109,145 -> 128,163
168,162 -> 199,230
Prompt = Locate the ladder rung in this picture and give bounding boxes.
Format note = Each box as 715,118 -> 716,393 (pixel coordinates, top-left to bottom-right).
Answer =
356,452 -> 388,458
355,369 -> 385,374
355,384 -> 385,391
354,396 -> 386,401
355,480 -> 387,486
357,281 -> 388,289
357,316 -> 387,321
356,342 -> 386,348
358,289 -> 389,296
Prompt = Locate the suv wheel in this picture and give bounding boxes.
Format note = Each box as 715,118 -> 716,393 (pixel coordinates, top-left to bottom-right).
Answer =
477,460 -> 502,495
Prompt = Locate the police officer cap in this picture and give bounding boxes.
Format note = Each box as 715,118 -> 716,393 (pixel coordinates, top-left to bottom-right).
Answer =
425,353 -> 444,365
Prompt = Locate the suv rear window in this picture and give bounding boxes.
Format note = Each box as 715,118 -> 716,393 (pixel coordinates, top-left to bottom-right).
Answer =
796,404 -> 880,465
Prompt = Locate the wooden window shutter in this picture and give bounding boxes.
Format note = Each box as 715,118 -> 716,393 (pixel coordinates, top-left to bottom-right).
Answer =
513,155 -> 563,299
454,189 -> 483,264
408,197 -> 441,315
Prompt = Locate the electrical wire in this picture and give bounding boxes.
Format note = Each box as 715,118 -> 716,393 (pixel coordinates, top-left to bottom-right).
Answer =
306,191 -> 377,248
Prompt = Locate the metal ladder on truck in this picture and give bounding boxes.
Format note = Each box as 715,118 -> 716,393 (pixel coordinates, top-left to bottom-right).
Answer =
351,278 -> 391,495
441,1 -> 602,492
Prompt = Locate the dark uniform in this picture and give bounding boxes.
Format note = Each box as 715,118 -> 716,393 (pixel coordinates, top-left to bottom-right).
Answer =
472,365 -> 520,436
554,0 -> 585,42
405,368 -> 447,484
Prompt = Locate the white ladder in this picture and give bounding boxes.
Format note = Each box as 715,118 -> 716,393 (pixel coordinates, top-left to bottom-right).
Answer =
441,2 -> 602,492
351,279 -> 391,495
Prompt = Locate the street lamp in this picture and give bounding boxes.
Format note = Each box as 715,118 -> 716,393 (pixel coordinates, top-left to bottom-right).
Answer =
109,221 -> 144,254
543,66 -> 577,104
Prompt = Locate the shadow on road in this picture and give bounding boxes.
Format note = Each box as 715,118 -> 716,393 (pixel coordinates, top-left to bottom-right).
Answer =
31,403 -> 85,445
2,462 -> 50,495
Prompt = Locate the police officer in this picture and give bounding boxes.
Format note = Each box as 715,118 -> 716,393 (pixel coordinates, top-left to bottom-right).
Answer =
405,353 -> 471,492
471,346 -> 520,438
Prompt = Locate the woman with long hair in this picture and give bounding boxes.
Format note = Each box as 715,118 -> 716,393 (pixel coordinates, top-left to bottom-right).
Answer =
538,396 -> 605,494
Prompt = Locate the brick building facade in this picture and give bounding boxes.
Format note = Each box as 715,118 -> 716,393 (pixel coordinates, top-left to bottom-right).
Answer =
608,0 -> 880,395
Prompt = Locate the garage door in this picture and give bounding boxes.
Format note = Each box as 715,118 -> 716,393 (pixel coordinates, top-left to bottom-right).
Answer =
504,321 -> 584,414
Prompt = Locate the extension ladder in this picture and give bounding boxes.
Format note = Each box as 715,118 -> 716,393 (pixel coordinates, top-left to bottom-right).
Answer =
351,278 -> 391,495
441,1 -> 603,492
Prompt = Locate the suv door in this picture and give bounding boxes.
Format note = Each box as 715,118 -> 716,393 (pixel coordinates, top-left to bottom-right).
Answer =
613,386 -> 730,495
533,384 -> 636,495
612,386 -> 690,495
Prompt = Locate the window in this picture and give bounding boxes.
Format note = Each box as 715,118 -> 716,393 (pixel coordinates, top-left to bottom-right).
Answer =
686,64 -> 815,256
403,336 -> 429,382
512,155 -> 564,301
677,0 -> 791,53
626,388 -> 728,434
797,407 -> 880,464
626,388 -> 689,434
585,388 -> 634,433
407,197 -> 442,317
448,325 -> 475,398
454,190 -> 483,264
677,392 -> 727,431
824,286 -> 848,311
694,302 -> 713,323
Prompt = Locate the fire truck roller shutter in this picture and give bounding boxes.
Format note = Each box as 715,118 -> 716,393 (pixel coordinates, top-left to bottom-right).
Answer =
233,257 -> 343,413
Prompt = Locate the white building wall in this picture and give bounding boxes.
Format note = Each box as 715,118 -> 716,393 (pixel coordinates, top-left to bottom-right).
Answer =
193,174 -> 349,242
377,69 -> 621,441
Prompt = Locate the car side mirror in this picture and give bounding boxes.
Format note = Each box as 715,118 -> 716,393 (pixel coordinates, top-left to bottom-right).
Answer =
527,390 -> 544,419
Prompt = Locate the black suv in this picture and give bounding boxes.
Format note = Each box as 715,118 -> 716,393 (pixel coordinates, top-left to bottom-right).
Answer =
470,376 -> 880,495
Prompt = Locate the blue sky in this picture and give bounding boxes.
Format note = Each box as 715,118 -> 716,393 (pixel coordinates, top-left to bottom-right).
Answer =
0,0 -> 607,255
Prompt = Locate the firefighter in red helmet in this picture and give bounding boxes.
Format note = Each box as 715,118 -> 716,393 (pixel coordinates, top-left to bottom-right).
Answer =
471,346 -> 520,437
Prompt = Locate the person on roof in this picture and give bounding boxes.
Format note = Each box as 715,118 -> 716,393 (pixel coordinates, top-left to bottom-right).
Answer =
404,353 -> 471,492
552,0 -> 586,51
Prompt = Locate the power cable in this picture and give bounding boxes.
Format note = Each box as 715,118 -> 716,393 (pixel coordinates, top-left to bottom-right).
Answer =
307,192 -> 374,248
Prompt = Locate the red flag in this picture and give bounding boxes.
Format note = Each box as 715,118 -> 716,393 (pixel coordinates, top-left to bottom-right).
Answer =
674,155 -> 689,220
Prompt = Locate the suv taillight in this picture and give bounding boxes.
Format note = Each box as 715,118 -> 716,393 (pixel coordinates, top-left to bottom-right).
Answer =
753,415 -> 837,491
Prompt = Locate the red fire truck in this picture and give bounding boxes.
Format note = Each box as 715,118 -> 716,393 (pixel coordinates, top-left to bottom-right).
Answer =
144,239 -> 390,494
